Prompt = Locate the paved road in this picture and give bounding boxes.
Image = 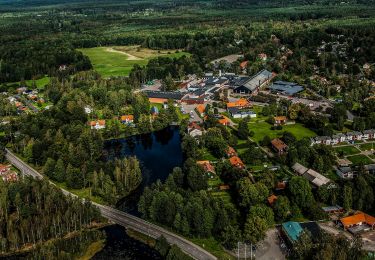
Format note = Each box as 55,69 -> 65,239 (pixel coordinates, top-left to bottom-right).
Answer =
5,148 -> 217,260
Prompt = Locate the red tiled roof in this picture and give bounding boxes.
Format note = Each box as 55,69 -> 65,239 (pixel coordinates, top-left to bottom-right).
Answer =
227,98 -> 250,108
240,61 -> 249,69
219,116 -> 230,126
229,156 -> 245,168
197,161 -> 215,173
268,194 -> 278,205
196,104 -> 205,114
274,116 -> 287,121
340,212 -> 375,228
271,138 -> 288,151
121,115 -> 134,121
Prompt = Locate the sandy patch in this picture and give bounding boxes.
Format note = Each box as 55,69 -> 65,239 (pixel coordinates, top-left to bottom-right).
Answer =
105,47 -> 142,60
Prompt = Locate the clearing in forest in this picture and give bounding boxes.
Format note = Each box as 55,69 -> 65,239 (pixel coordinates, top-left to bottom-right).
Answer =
78,46 -> 190,77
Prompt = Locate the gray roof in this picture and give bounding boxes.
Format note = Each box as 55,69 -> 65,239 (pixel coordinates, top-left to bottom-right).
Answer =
228,107 -> 255,116
337,166 -> 353,174
269,81 -> 304,95
346,131 -> 362,136
237,69 -> 273,91
145,91 -> 186,100
292,163 -> 308,175
332,133 -> 346,139
363,129 -> 375,134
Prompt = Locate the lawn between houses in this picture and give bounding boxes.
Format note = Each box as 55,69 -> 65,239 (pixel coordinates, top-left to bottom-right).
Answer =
248,121 -> 316,142
78,46 -> 190,78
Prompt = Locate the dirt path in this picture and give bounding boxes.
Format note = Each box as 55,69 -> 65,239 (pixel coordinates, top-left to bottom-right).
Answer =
105,47 -> 142,60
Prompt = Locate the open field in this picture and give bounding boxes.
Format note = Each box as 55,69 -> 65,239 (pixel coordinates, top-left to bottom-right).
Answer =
3,76 -> 50,90
78,46 -> 190,77
347,154 -> 374,165
334,146 -> 361,156
249,121 -> 316,142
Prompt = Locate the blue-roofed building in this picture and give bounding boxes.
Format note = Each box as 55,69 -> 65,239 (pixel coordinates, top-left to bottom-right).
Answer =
269,81 -> 304,96
282,221 -> 303,243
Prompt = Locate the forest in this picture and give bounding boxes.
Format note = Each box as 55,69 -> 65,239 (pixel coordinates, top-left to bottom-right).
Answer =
0,177 -> 104,257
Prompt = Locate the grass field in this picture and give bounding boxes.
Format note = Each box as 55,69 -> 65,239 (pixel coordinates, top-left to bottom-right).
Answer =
359,143 -> 375,151
4,76 -> 50,90
249,121 -> 316,143
78,46 -> 190,77
347,154 -> 374,165
334,146 -> 361,156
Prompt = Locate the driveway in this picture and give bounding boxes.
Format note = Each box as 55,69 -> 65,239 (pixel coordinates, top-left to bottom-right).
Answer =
180,103 -> 203,123
256,229 -> 285,260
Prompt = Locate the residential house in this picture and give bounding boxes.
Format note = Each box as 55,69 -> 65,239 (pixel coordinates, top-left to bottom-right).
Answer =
346,131 -> 363,141
151,106 -> 159,115
240,61 -> 249,72
197,161 -> 216,174
188,122 -> 203,138
312,136 -> 332,146
275,181 -> 287,191
274,116 -> 287,126
195,104 -> 206,117
149,97 -> 168,104
258,53 -> 268,61
365,164 -> 375,175
363,129 -> 375,140
233,69 -> 274,95
121,115 -> 134,124
271,138 -> 288,155
145,91 -> 186,102
229,156 -> 245,169
340,212 -> 375,234
322,205 -> 344,214
331,133 -> 346,145
226,146 -> 237,157
228,107 -> 256,119
90,120 -> 106,130
281,221 -> 321,246
268,194 -> 278,206
336,166 -> 356,179
218,116 -> 230,126
219,185 -> 230,191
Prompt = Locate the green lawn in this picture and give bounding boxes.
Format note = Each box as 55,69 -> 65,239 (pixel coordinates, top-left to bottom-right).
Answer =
4,76 -> 50,90
54,182 -> 106,205
189,237 -> 235,260
334,146 -> 361,156
359,143 -> 375,151
248,121 -> 316,142
199,149 -> 217,161
78,46 -> 190,77
347,154 -> 374,165
0,131 -> 5,137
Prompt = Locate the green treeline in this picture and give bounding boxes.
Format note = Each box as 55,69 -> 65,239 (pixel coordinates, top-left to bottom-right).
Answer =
0,177 -> 104,254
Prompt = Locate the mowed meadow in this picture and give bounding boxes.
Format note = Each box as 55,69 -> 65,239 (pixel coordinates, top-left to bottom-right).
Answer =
78,46 -> 191,77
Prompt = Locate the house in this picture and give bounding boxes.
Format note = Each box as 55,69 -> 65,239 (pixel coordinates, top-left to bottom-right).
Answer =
322,205 -> 344,214
340,212 -> 375,234
121,115 -> 134,124
292,162 -> 309,175
149,97 -> 169,104
336,166 -> 356,179
226,98 -> 251,109
151,106 -> 159,115
188,122 -> 203,138
312,136 -> 332,146
195,104 -> 206,117
303,168 -> 331,187
228,107 -> 256,119
331,133 -> 346,145
218,116 -> 230,126
281,221 -> 321,246
240,61 -> 249,71
197,161 -> 216,174
274,116 -> 287,125
271,138 -> 288,155
90,120 -> 106,130
275,181 -> 287,191
363,129 -> 375,140
346,131 -> 363,141
233,69 -> 274,95
226,146 -> 237,157
0,164 -> 11,174
268,194 -> 278,206
219,185 -> 230,191
365,164 -> 375,175
269,81 -> 304,96
258,53 -> 268,61
229,156 -> 245,169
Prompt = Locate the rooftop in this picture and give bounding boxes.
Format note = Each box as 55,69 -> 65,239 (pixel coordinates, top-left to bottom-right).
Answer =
269,81 -> 304,96
238,69 -> 273,91
144,91 -> 186,100
271,138 -> 288,151
282,221 -> 303,242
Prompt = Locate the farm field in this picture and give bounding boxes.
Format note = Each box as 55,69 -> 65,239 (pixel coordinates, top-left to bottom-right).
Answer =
347,154 -> 374,165
249,121 -> 316,142
78,46 -> 190,77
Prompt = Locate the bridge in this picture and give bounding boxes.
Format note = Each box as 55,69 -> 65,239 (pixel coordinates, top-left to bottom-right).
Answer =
5,148 -> 217,260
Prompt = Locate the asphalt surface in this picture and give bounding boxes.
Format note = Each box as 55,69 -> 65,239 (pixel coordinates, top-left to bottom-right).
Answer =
5,148 -> 217,260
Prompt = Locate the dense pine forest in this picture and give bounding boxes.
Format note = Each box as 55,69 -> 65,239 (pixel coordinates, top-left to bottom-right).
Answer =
0,177 -> 105,257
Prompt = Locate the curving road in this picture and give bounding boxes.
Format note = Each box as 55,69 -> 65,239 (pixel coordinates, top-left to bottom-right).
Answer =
5,148 -> 217,260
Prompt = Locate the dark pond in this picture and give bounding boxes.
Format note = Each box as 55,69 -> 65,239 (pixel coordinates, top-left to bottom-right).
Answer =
93,225 -> 162,260
103,126 -> 184,214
